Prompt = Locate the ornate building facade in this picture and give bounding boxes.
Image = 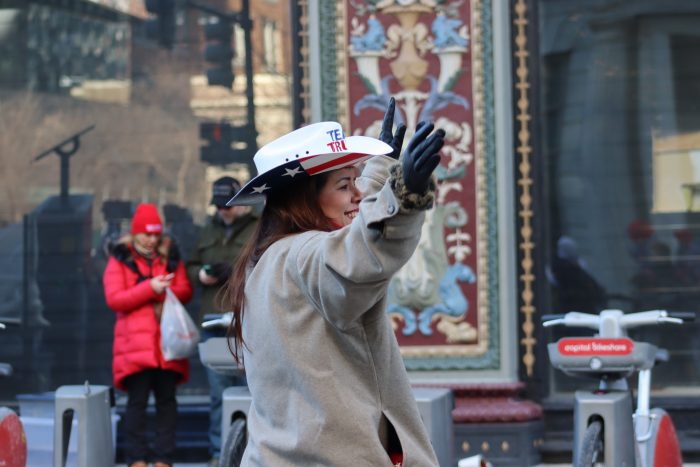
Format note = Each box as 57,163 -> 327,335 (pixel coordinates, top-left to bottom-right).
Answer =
299,0 -> 700,463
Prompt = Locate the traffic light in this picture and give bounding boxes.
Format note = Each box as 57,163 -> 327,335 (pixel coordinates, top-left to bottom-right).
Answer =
145,0 -> 176,49
200,122 -> 257,166
204,20 -> 234,88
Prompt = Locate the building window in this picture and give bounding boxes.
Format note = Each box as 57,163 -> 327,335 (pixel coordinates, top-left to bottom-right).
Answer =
262,19 -> 277,72
539,1 -> 700,394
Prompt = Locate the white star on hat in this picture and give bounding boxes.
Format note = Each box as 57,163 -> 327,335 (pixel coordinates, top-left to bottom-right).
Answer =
282,166 -> 303,178
251,183 -> 270,194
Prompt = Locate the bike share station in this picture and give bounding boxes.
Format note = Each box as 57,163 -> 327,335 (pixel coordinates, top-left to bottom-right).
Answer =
544,309 -> 691,467
2,324 -> 119,467
17,383 -> 120,467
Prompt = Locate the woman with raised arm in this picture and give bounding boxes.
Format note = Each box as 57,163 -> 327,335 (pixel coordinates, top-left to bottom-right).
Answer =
226,101 -> 444,467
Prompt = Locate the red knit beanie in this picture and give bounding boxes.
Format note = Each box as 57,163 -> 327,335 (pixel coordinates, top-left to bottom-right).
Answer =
131,203 -> 163,235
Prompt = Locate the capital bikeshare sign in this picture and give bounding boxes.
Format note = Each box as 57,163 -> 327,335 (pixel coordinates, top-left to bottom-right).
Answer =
558,338 -> 634,356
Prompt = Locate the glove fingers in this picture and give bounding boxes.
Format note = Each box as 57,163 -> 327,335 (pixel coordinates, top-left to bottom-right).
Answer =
408,122 -> 435,149
392,123 -> 407,151
425,131 -> 445,158
421,154 -> 442,177
379,97 -> 396,143
413,131 -> 443,165
406,121 -> 434,153
414,133 -> 445,172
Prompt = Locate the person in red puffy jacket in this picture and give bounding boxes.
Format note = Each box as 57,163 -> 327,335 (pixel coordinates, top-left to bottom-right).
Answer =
103,203 -> 193,467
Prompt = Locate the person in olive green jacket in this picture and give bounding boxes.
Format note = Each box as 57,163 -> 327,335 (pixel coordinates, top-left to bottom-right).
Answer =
186,176 -> 257,467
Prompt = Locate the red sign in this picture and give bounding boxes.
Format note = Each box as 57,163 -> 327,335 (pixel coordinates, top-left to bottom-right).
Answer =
558,338 -> 634,356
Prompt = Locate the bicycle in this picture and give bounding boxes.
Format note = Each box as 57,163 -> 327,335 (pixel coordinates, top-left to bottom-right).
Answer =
543,309 -> 692,467
199,313 -> 248,467
0,322 -> 28,467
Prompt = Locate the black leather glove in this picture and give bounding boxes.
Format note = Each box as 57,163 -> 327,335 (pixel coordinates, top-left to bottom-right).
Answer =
401,122 -> 445,194
378,97 -> 407,160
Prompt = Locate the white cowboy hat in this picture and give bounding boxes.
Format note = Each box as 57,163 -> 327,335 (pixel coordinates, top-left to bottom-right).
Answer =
227,121 -> 392,206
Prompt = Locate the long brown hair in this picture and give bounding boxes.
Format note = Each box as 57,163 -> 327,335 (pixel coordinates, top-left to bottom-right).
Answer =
224,172 -> 334,363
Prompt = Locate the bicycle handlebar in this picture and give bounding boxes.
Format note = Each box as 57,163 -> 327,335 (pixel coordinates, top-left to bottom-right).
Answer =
541,314 -> 566,323
667,311 -> 695,321
202,312 -> 233,329
542,311 -> 600,330
542,309 -> 693,336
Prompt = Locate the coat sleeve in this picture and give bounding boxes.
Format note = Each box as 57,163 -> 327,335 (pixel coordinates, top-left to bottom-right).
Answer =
168,260 -> 193,305
103,257 -> 158,313
356,155 -> 391,198
290,156 -> 427,331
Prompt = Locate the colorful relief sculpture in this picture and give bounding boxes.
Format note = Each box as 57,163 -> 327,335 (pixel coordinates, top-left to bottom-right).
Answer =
346,0 -> 486,356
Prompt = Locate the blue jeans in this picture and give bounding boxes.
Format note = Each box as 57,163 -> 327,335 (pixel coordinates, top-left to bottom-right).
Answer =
202,328 -> 247,458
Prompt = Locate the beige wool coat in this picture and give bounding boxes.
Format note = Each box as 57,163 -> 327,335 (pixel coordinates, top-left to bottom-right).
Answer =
240,155 -> 439,467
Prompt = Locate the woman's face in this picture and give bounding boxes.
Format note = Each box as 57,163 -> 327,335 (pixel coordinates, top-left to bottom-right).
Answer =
133,233 -> 160,254
318,166 -> 362,228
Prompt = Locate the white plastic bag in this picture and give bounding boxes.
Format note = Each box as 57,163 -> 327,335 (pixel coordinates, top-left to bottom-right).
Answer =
160,288 -> 200,361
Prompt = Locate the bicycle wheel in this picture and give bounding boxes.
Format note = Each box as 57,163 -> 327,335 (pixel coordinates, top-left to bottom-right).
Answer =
220,417 -> 247,467
576,419 -> 603,467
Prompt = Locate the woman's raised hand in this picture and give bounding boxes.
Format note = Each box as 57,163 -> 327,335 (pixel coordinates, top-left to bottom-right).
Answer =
401,122 -> 445,194
379,97 -> 407,160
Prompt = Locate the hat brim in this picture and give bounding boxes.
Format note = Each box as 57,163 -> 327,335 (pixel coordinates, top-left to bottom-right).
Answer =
227,136 -> 391,206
